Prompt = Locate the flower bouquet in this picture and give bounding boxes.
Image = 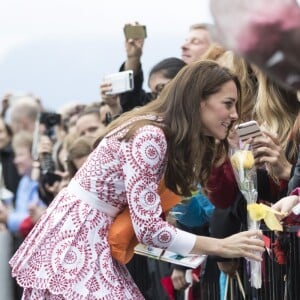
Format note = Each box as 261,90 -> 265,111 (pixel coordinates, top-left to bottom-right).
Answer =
230,144 -> 262,288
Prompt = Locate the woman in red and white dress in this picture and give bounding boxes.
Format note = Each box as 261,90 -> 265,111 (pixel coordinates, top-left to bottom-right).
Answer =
10,60 -> 265,300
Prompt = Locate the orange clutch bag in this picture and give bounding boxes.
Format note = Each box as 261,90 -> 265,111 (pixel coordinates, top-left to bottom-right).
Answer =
107,180 -> 181,264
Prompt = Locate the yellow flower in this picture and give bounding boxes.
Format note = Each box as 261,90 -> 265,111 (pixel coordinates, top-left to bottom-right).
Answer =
247,203 -> 266,220
247,203 -> 283,231
264,212 -> 283,232
231,150 -> 254,169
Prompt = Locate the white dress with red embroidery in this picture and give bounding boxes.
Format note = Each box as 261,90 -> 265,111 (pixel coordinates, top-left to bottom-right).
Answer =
10,121 -> 196,300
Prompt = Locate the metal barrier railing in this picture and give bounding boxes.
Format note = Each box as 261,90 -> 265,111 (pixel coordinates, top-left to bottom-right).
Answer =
199,226 -> 300,300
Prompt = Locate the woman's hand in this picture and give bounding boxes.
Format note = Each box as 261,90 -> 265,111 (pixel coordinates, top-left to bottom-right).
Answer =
271,195 -> 299,218
217,230 -> 265,261
100,82 -> 119,103
125,38 -> 144,59
124,22 -> 144,60
171,269 -> 190,290
251,130 -> 292,180
124,22 -> 145,73
192,230 -> 264,261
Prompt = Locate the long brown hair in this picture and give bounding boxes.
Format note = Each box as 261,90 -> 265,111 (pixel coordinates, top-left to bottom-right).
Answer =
96,60 -> 241,196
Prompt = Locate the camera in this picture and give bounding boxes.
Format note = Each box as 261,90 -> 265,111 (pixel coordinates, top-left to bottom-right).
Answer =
104,70 -> 134,95
40,112 -> 61,136
38,112 -> 61,175
39,112 -> 62,188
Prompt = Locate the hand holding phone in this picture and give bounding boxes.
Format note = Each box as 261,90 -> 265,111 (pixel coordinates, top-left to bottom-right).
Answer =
235,120 -> 262,143
103,70 -> 134,95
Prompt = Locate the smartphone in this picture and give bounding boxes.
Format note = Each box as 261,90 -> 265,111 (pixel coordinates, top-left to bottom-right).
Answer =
235,120 -> 262,142
123,24 -> 147,40
104,70 -> 134,95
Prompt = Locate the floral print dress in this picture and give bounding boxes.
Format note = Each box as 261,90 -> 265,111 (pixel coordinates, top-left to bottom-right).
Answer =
10,120 -> 196,300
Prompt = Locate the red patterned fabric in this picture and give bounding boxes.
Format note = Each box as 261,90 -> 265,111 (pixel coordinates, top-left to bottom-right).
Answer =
10,122 -> 182,300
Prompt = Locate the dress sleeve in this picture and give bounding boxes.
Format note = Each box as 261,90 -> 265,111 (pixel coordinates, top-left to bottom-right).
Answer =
119,125 -> 196,255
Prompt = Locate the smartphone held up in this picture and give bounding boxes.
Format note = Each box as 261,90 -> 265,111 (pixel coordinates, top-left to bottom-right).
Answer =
103,70 -> 134,95
123,24 -> 147,40
235,120 -> 262,143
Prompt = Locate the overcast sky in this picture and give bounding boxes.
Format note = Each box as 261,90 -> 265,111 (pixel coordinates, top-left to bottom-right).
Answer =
0,0 -> 213,110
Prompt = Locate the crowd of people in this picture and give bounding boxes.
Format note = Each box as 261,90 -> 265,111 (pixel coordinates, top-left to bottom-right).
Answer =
1,2 -> 300,299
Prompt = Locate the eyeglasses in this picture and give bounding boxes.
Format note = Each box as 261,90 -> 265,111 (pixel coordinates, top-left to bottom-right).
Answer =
151,82 -> 169,100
